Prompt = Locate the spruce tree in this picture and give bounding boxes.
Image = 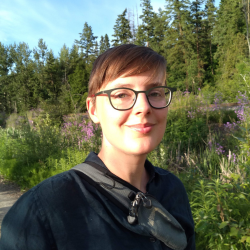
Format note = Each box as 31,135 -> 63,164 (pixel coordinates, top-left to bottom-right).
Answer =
9,42 -> 35,112
33,39 -> 48,100
189,0 -> 206,89
139,0 -> 156,47
75,22 -> 98,61
44,50 -> 61,101
99,34 -> 110,54
0,43 -> 12,112
150,8 -> 168,55
112,9 -> 132,46
213,0 -> 247,100
134,25 -> 146,46
204,0 -> 217,79
163,0 -> 191,90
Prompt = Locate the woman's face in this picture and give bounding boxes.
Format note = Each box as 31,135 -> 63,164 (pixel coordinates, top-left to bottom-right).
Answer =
87,71 -> 168,156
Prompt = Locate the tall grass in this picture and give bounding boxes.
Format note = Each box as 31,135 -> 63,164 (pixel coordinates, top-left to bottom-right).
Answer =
0,90 -> 250,249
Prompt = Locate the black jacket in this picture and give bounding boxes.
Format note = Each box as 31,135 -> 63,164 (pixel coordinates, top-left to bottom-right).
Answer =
0,152 -> 195,250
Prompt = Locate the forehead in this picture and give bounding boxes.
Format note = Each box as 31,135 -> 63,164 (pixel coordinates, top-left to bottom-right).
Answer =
101,70 -> 166,90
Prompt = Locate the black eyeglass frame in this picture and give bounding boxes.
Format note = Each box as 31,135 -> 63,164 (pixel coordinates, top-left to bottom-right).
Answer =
94,86 -> 176,111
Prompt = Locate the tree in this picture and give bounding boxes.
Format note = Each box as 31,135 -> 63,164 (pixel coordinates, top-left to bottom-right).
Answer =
242,0 -> 250,56
213,0 -> 247,100
68,60 -> 89,112
163,0 -> 191,90
150,8 -> 168,55
8,42 -> 36,112
134,25 -> 146,46
99,34 -> 110,54
0,43 -> 12,112
75,22 -> 98,62
112,9 -> 132,46
139,0 -> 156,47
33,39 -> 49,100
44,50 -> 61,101
204,0 -> 217,78
189,0 -> 206,89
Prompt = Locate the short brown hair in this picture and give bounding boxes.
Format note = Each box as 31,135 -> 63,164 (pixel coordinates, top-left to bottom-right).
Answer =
88,44 -> 166,98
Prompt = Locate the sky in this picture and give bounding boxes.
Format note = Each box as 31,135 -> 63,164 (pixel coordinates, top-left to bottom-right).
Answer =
0,0 -> 220,57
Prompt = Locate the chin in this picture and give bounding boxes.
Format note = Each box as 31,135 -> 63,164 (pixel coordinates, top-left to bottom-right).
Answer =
124,143 -> 157,156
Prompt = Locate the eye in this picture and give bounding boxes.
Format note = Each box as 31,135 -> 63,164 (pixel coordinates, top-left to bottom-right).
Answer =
116,93 -> 127,99
111,89 -> 134,99
148,91 -> 163,98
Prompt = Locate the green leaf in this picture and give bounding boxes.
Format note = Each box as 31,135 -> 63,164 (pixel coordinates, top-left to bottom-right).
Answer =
219,221 -> 229,229
238,193 -> 246,200
241,236 -> 250,243
196,221 -> 209,232
229,227 -> 239,237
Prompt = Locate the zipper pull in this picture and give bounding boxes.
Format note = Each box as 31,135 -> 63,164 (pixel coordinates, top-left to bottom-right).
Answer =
127,192 -> 152,224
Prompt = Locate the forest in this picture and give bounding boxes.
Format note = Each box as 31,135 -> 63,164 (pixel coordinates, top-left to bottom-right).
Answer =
0,0 -> 250,119
1,0 -> 250,249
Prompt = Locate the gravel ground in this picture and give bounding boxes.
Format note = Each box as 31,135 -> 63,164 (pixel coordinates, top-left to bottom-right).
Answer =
0,175 -> 24,237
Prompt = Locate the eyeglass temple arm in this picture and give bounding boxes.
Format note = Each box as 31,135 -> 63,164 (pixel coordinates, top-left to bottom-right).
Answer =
167,87 -> 177,92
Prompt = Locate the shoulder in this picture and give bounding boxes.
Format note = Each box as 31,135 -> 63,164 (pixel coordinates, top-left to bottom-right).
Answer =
0,172 -> 77,249
151,166 -> 195,248
154,166 -> 186,191
151,166 -> 192,218
4,170 -> 81,219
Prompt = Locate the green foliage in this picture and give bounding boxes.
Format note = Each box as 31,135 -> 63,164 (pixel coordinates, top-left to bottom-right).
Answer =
189,177 -> 250,249
139,0 -> 156,47
1,2 -> 250,248
112,9 -> 132,46
99,34 -> 110,54
75,22 -> 98,62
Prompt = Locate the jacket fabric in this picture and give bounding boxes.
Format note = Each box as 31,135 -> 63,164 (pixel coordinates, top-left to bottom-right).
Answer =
0,152 -> 195,250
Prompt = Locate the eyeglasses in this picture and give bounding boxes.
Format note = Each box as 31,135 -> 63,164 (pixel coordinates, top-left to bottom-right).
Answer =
93,86 -> 175,111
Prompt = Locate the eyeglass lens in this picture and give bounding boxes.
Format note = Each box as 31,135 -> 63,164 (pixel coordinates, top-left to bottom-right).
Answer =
110,87 -> 171,110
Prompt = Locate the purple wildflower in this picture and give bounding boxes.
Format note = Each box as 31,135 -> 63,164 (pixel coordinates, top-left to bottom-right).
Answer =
215,143 -> 225,155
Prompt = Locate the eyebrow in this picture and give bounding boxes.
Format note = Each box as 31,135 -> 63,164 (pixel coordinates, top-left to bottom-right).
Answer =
112,82 -> 164,88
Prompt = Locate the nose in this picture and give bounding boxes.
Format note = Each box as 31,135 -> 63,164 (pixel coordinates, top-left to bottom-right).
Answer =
132,92 -> 151,115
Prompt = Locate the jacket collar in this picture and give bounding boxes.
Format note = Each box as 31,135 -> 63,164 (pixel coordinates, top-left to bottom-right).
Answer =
85,151 -> 156,184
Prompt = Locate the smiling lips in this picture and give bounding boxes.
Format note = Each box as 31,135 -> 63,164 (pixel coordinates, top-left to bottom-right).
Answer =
126,123 -> 155,134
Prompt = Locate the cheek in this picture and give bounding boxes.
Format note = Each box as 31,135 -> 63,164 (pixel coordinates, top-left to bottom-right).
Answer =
156,110 -> 168,135
97,102 -> 130,131
157,109 -> 168,124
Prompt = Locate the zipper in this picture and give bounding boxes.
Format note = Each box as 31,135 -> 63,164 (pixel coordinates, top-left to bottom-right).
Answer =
127,192 -> 152,225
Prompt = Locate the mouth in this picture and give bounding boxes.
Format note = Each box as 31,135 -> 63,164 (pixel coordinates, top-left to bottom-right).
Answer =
126,123 -> 155,134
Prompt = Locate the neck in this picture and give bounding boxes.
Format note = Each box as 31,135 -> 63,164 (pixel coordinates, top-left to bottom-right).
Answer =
98,147 -> 149,193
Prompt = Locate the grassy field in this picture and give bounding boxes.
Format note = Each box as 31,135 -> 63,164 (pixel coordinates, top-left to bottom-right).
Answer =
0,90 -> 250,249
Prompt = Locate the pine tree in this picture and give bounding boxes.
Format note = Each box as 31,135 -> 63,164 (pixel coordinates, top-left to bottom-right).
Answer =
189,0 -> 206,89
163,0 -> 191,90
213,0 -> 247,100
204,0 -> 217,78
8,42 -> 36,112
112,9 -> 132,46
99,34 -> 110,54
134,25 -> 146,46
44,50 -> 61,101
0,43 -> 12,112
68,59 -> 89,112
33,39 -> 49,100
242,0 -> 250,56
100,34 -> 110,54
75,22 -> 98,61
150,8 -> 168,55
139,0 -> 156,47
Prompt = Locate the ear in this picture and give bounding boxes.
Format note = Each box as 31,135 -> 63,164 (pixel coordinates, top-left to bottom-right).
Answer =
86,97 -> 100,124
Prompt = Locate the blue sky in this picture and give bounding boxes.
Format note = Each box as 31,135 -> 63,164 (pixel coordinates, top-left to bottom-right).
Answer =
1,0 -> 220,57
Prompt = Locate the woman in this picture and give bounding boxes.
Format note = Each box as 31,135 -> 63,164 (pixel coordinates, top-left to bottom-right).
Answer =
0,44 -> 195,249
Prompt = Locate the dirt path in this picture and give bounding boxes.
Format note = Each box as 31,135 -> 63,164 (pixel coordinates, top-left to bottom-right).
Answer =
0,175 -> 24,237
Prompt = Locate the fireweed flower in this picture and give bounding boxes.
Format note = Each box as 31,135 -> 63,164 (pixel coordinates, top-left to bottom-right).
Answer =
61,114 -> 97,149
215,143 -> 225,155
